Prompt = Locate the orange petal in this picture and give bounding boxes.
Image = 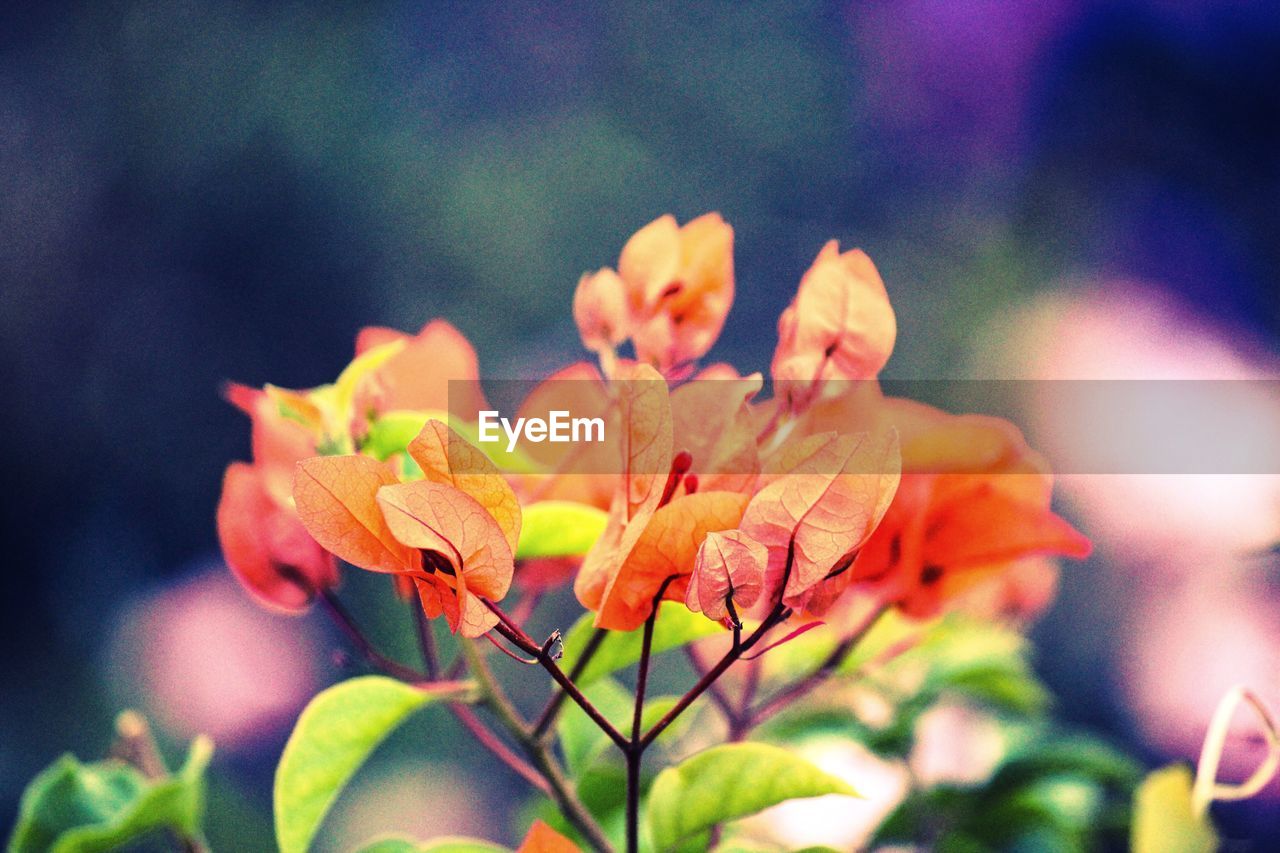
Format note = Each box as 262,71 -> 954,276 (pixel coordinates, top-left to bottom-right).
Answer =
354,319 -> 488,420
376,481 -> 514,603
771,242 -> 896,409
618,214 -> 681,308
619,213 -> 735,370
924,485 -> 1092,569
225,383 -> 318,507
217,463 -> 335,612
741,429 -> 900,609
573,363 -> 673,614
415,572 -> 460,627
408,419 -> 522,553
597,491 -> 749,631
516,819 -> 581,853
686,529 -> 767,622
614,362 -> 674,523
574,268 -> 629,353
293,455 -> 420,573
670,373 -> 762,494
354,325 -> 407,355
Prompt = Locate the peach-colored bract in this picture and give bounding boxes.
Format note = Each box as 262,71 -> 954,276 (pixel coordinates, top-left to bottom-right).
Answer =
686,529 -> 768,624
216,462 -> 336,613
772,241 -> 897,412
574,213 -> 734,374
290,423 -> 518,637
354,318 -> 489,421
852,399 -> 1090,618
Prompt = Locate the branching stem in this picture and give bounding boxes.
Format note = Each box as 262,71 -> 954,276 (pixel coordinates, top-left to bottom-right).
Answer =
319,589 -> 425,681
640,603 -> 791,749
460,638 -> 614,852
749,606 -> 888,728
532,627 -> 609,740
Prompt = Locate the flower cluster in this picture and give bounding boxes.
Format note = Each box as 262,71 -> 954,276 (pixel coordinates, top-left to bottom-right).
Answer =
217,212 -> 1089,643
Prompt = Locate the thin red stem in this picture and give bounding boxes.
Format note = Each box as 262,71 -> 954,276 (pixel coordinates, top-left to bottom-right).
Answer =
451,704 -> 550,794
532,627 -> 608,739
485,629 -> 538,664
740,619 -> 823,661
626,599 -> 662,853
485,600 -> 630,751
749,606 -> 889,727
319,589 -> 425,682
640,603 -> 791,749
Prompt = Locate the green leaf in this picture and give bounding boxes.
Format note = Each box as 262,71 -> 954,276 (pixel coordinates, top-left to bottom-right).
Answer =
275,676 -> 458,853
646,743 -> 859,852
561,602 -> 723,687
882,615 -> 1049,717
1131,765 -> 1218,853
356,840 -> 420,853
363,411 -> 449,461
558,679 -> 634,777
8,736 -> 213,853
362,410 -> 543,474
516,501 -> 609,559
355,837 -> 508,853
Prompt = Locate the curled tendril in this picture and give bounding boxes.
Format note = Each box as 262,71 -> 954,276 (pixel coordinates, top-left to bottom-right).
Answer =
1192,685 -> 1280,818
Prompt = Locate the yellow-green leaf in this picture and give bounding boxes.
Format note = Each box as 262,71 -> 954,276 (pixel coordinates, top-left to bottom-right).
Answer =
1131,765 -> 1218,853
646,743 -> 859,852
275,677 -> 465,853
516,501 -> 609,559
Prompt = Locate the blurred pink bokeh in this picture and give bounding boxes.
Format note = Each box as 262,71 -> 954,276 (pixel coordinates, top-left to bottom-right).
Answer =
985,281 -> 1280,786
108,566 -> 322,747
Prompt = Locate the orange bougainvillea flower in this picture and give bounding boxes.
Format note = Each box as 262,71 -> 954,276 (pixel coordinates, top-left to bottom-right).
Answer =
352,318 -> 489,423
573,213 -> 735,375
620,213 -> 734,372
216,462 -> 338,613
516,819 -> 580,853
573,267 -> 629,357
292,420 -> 518,637
217,383 -> 337,612
377,480 -> 514,638
574,363 -> 673,623
739,428 -> 901,616
224,383 -> 320,507
594,490 -> 751,631
407,418 -> 521,553
771,241 -> 896,412
571,368 -> 766,628
852,399 -> 1091,619
686,529 -> 767,624
669,371 -> 763,495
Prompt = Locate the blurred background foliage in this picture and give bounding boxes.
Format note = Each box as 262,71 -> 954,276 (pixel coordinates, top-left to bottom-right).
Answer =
2,0 -> 1278,848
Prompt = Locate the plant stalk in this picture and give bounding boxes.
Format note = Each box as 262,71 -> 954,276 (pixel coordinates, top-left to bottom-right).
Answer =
460,638 -> 615,853
532,626 -> 609,740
